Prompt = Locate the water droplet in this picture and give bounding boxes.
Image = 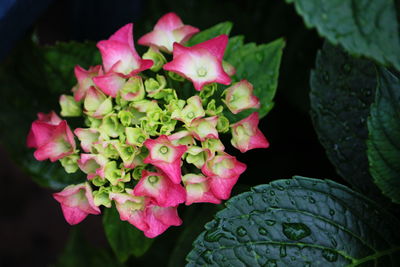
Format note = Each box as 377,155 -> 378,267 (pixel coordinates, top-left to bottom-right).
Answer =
276,185 -> 285,191
308,197 -> 316,204
259,227 -> 268,235
279,245 -> 287,258
282,223 -> 311,241
329,209 -> 335,216
322,249 -> 338,262
256,53 -> 264,62
265,219 -> 276,226
269,190 -> 276,196
342,63 -> 351,74
264,259 -> 277,267
285,180 -> 291,185
246,195 -> 254,205
236,226 -> 247,237
204,228 -> 225,242
262,195 -> 269,203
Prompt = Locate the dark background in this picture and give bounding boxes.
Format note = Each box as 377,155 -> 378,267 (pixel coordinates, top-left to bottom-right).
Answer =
0,0 -> 341,266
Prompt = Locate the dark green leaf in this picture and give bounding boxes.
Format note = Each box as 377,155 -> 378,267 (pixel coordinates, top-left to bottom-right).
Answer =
103,205 -> 154,262
187,176 -> 400,266
367,68 -> 400,204
187,21 -> 233,46
223,37 -> 285,122
286,0 -> 400,71
57,227 -> 122,267
41,41 -> 101,94
310,42 -> 384,199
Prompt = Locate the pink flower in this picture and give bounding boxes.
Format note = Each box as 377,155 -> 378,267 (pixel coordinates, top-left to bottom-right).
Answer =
182,174 -> 221,205
188,116 -> 219,141
74,128 -> 100,153
27,111 -> 62,148
224,80 -> 260,114
93,72 -> 125,98
142,204 -> 182,238
231,112 -> 269,152
110,192 -> 182,238
27,112 -> 76,162
72,65 -> 102,101
134,170 -> 186,207
138,12 -> 199,53
143,135 -> 187,184
202,153 -> 247,199
163,35 -> 231,91
53,182 -> 100,225
97,23 -> 153,76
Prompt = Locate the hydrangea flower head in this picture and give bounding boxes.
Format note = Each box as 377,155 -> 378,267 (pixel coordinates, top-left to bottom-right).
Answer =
27,13 -> 271,238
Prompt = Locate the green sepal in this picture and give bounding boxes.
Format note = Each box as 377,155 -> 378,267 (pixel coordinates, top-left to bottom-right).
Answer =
125,127 -> 148,147
199,83 -> 217,100
132,165 -> 146,180
60,95 -> 82,117
59,154 -> 80,173
144,74 -> 167,97
120,76 -> 145,102
202,138 -> 225,154
143,47 -> 167,72
118,110 -> 134,127
99,114 -> 124,138
93,186 -> 112,208
216,115 -> 230,133
168,71 -> 185,81
92,176 -> 108,187
205,99 -> 224,116
186,146 -> 207,169
111,182 -> 126,193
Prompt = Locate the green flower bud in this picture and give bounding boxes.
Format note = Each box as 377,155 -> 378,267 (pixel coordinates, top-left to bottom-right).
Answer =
120,76 -> 145,102
104,161 -> 130,185
93,140 -> 120,159
99,114 -> 123,138
165,99 -> 185,113
85,116 -> 102,128
114,142 -> 139,168
168,71 -> 185,81
118,110 -> 134,127
216,115 -> 230,133
130,100 -> 160,114
59,154 -> 79,173
132,165 -> 145,180
93,187 -> 111,208
205,99 -> 224,116
202,138 -> 225,154
92,176 -> 107,187
126,127 -> 148,147
143,47 -> 167,72
145,74 -> 167,97
84,88 -> 113,118
60,95 -> 82,117
171,96 -> 205,125
186,146 -> 207,169
199,83 -> 217,100
111,182 -> 126,193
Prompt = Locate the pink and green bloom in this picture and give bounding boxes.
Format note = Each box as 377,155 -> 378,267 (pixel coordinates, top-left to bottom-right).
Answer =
231,112 -> 269,152
224,80 -> 260,114
163,35 -> 231,91
53,182 -> 100,225
143,135 -> 187,184
138,12 -> 199,53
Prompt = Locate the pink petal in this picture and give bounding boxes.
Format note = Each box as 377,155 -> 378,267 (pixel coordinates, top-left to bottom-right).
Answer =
133,170 -> 186,207
154,12 -> 183,31
194,34 -> 228,61
143,205 -> 182,238
93,72 -> 126,98
73,65 -> 102,101
209,175 -> 239,200
53,183 -> 100,225
231,112 -> 269,152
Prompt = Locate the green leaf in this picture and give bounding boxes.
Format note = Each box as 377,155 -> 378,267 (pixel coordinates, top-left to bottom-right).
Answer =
310,42 -> 385,199
57,227 -> 122,267
286,0 -> 400,71
223,37 -> 285,122
187,21 -> 233,46
186,176 -> 400,266
41,41 -> 101,94
103,205 -> 154,262
367,68 -> 400,204
0,39 -> 99,190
